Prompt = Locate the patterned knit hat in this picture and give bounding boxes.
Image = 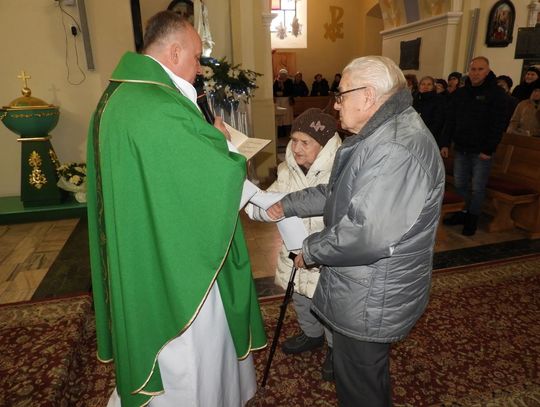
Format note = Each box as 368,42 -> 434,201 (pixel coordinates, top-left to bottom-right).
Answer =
291,108 -> 337,147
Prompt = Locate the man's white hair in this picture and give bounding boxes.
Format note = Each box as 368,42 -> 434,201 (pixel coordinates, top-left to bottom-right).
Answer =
343,56 -> 406,101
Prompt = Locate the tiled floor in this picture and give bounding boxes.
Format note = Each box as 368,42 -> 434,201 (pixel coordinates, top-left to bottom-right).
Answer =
0,212 -> 532,304
0,219 -> 78,304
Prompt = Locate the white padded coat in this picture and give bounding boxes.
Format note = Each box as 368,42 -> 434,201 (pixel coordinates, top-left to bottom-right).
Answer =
246,133 -> 341,297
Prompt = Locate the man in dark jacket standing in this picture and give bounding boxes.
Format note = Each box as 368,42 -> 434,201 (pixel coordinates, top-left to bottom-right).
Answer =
268,56 -> 445,406
441,56 -> 507,235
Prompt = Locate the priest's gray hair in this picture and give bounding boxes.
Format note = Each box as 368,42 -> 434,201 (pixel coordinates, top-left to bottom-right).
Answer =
142,11 -> 190,52
343,56 -> 406,102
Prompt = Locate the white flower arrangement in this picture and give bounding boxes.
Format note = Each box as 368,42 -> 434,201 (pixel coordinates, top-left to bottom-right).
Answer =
195,57 -> 261,111
201,66 -> 214,79
56,162 -> 87,203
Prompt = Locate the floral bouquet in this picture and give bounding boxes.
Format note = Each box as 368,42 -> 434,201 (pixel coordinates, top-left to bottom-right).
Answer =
56,162 -> 87,203
195,57 -> 261,113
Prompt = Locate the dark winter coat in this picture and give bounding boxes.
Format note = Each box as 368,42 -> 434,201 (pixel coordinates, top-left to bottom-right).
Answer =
310,79 -> 330,96
273,78 -> 294,97
413,90 -> 446,147
512,79 -> 540,101
440,71 -> 507,155
292,80 -> 309,97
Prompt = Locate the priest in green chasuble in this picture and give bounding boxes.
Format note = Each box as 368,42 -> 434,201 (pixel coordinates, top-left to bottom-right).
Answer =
86,11 -> 266,407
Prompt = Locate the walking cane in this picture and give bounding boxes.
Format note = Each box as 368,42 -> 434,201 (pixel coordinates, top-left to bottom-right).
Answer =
261,252 -> 297,387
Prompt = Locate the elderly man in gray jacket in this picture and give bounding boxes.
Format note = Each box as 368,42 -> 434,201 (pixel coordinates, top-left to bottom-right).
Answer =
268,56 -> 445,406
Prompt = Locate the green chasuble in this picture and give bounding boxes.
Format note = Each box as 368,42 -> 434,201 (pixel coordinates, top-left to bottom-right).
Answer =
86,52 -> 267,407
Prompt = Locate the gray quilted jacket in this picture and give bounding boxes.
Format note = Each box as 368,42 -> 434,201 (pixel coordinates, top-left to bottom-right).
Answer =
281,89 -> 445,343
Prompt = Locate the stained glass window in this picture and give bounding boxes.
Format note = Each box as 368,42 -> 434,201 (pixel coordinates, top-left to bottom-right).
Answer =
270,0 -> 297,33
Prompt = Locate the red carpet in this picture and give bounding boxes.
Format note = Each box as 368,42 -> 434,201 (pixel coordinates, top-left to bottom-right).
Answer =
1,257 -> 539,406
250,257 -> 540,406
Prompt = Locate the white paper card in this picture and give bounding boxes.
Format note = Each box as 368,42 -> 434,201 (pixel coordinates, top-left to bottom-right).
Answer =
249,191 -> 286,210
240,180 -> 260,210
277,217 -> 308,251
224,123 -> 271,160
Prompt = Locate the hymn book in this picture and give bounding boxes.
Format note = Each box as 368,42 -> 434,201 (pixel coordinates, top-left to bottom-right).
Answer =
224,123 -> 271,161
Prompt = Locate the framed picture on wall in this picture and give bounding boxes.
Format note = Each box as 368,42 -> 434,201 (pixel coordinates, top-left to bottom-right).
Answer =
485,0 -> 515,47
399,38 -> 421,70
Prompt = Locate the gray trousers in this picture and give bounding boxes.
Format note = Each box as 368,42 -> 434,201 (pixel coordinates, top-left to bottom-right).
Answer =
292,292 -> 333,347
333,331 -> 392,407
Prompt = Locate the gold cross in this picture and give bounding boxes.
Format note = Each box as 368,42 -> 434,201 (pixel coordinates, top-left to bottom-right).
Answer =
17,70 -> 31,88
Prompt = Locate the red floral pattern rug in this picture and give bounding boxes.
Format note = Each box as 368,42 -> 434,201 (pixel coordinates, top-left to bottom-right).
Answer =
1,257 -> 539,406
0,294 -> 115,407
250,257 -> 540,406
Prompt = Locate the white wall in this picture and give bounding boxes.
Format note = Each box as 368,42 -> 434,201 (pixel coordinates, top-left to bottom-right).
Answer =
381,12 -> 463,79
458,0 -> 531,82
0,0 -> 133,197
380,0 -> 532,83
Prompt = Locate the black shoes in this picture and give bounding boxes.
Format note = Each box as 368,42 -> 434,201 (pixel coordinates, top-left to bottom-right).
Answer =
281,332 -> 324,355
443,211 -> 466,225
444,211 -> 479,235
321,347 -> 334,381
462,213 -> 479,236
282,333 -> 333,381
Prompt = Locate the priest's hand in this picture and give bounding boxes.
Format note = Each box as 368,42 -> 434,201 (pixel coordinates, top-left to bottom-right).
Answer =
294,251 -> 306,269
214,116 -> 231,141
267,201 -> 285,220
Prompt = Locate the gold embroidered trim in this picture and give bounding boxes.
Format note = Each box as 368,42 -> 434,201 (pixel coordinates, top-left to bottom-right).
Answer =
138,390 -> 165,396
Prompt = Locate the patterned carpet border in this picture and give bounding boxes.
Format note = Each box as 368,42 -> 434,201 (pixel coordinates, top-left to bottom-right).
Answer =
433,252 -> 540,274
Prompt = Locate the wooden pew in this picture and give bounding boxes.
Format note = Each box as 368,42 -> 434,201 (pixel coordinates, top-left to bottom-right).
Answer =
292,96 -> 333,117
483,133 -> 540,238
442,133 -> 540,238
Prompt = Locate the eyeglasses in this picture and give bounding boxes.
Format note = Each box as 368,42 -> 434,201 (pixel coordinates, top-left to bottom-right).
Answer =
334,86 -> 366,104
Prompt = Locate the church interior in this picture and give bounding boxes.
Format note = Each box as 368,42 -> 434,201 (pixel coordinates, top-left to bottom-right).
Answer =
1,0 -> 540,405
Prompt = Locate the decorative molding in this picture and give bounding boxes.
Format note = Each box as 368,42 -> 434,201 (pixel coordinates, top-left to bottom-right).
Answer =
262,12 -> 277,29
381,12 -> 463,39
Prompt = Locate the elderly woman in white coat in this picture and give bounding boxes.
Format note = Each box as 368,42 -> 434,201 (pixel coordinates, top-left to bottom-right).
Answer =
246,108 -> 341,380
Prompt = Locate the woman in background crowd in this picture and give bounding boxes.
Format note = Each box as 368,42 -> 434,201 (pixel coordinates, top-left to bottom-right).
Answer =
413,76 -> 446,147
447,71 -> 462,94
507,84 -> 540,137
512,66 -> 540,101
273,68 -> 295,138
292,72 -> 309,97
435,78 -> 448,95
310,74 -> 330,96
497,75 -> 519,128
330,73 -> 341,93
